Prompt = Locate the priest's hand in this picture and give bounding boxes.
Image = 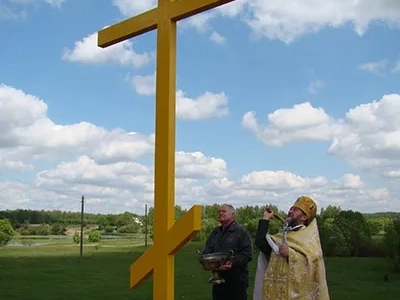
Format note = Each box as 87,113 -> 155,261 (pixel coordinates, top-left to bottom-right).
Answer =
263,206 -> 274,220
219,260 -> 232,271
279,244 -> 289,258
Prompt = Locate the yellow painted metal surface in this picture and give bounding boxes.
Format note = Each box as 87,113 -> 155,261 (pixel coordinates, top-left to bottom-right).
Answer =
98,0 -> 237,48
97,0 -> 240,299
128,206 -> 201,289
98,9 -> 158,47
169,0 -> 236,21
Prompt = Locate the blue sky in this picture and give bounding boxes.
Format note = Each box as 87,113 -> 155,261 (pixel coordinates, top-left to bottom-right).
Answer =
1,0 -> 400,214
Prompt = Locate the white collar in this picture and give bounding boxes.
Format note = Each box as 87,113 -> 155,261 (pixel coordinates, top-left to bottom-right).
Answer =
282,224 -> 304,232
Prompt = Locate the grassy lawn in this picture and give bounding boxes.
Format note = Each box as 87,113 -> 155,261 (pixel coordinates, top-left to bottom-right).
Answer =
0,240 -> 399,299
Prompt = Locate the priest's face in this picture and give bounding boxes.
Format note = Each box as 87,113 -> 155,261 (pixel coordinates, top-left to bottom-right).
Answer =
287,206 -> 307,227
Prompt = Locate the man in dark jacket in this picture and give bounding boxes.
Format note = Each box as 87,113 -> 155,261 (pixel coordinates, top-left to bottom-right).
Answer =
201,204 -> 253,300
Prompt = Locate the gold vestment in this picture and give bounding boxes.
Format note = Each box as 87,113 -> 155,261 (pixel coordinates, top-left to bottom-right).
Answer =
263,218 -> 330,300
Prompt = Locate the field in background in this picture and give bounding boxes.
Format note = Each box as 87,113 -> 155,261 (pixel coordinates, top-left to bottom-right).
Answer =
3,234 -> 148,258
1,236 -> 400,300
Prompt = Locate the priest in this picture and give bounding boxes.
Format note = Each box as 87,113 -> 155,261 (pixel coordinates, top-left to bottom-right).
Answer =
253,196 -> 330,300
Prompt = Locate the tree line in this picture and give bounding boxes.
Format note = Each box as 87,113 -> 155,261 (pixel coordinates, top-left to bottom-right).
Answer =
0,209 -> 141,227
0,204 -> 399,272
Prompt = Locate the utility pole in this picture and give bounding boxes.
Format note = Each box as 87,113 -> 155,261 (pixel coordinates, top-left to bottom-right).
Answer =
144,204 -> 148,249
79,195 -> 84,262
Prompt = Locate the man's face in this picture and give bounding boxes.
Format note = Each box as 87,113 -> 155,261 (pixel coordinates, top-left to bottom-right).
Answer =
287,206 -> 307,227
218,205 -> 234,224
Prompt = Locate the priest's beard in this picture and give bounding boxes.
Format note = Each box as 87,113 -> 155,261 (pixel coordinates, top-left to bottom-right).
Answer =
286,215 -> 303,227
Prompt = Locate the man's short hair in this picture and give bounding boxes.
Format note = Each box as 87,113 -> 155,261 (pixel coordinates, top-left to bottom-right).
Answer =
221,203 -> 235,214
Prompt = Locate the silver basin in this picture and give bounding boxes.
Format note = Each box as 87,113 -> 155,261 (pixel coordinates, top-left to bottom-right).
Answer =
198,251 -> 232,270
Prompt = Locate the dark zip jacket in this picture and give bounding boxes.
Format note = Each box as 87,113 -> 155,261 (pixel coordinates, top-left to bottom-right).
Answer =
201,221 -> 253,284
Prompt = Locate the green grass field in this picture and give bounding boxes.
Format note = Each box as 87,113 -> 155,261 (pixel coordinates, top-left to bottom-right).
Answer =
1,237 -> 399,299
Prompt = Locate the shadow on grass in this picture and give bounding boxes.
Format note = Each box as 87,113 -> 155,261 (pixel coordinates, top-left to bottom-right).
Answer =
0,242 -> 399,300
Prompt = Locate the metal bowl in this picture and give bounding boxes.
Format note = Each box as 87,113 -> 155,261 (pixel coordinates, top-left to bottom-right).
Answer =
198,252 -> 231,270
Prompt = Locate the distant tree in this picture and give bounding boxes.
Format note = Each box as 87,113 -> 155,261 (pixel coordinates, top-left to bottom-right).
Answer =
203,204 -> 219,220
192,218 -> 219,242
104,225 -> 114,234
0,218 -> 15,246
72,232 -> 80,244
96,216 -> 109,230
117,224 -> 139,234
51,223 -> 67,235
383,218 -> 400,272
37,223 -> 51,236
175,205 -> 187,221
243,219 -> 258,237
106,214 -> 117,227
88,230 -> 102,243
147,207 -> 154,229
116,212 -> 132,228
366,218 -> 383,236
319,217 -> 349,256
320,205 -> 341,221
236,205 -> 259,225
335,210 -> 371,256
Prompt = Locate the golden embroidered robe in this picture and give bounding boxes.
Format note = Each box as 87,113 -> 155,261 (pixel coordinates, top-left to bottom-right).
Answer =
263,218 -> 330,300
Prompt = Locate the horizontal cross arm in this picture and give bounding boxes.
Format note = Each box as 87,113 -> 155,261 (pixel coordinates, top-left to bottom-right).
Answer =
98,8 -> 158,48
167,205 -> 202,255
169,0 -> 236,21
129,246 -> 156,289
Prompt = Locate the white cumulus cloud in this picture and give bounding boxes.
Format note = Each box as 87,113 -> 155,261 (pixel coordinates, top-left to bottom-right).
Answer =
128,72 -> 229,120
359,60 -> 388,75
112,0 -> 156,16
62,31 -> 151,68
1,83 -> 395,214
242,102 -> 339,146
243,94 -> 400,180
111,0 -> 400,44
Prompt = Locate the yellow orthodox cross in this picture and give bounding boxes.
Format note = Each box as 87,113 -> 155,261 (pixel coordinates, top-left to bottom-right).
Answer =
97,0 -> 238,299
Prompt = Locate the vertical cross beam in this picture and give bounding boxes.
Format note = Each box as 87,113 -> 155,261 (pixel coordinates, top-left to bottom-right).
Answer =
152,1 -> 177,297
97,0 -> 239,299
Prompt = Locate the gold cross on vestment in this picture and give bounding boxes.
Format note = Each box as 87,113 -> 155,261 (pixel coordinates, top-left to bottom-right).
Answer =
97,0 -> 239,299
